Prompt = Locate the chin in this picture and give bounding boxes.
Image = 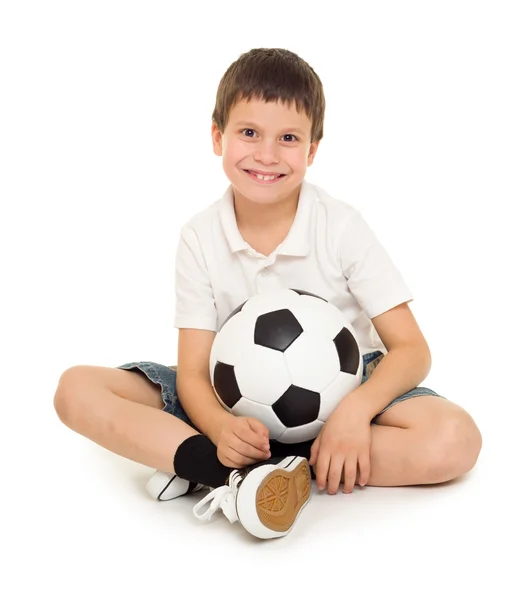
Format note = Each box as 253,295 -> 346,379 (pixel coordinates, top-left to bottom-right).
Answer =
236,190 -> 282,205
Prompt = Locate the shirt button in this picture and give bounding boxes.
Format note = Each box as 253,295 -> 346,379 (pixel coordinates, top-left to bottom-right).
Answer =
261,267 -> 269,275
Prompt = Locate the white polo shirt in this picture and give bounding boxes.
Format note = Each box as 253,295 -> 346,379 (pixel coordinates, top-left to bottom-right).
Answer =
174,179 -> 413,356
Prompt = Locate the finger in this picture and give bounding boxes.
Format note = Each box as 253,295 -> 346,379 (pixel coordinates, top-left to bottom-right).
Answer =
358,452 -> 371,487
225,447 -> 260,469
246,418 -> 269,441
342,457 -> 358,494
218,452 -> 243,469
239,421 -> 269,451
309,433 -> 321,466
327,456 -> 344,495
233,435 -> 271,461
309,442 -> 318,466
315,450 -> 330,491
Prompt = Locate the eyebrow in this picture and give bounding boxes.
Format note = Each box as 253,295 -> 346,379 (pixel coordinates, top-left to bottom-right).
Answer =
235,121 -> 306,136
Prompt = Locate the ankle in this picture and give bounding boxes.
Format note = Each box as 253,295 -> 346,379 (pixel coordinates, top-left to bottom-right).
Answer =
173,434 -> 232,489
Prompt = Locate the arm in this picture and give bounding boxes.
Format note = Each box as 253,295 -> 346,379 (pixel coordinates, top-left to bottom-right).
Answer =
336,210 -> 424,415
310,302 -> 431,492
342,302 -> 432,419
175,328 -> 232,445
176,328 -> 271,467
172,230 -> 269,467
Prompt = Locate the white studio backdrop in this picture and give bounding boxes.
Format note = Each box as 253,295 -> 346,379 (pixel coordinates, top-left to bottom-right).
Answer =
1,1 -> 522,599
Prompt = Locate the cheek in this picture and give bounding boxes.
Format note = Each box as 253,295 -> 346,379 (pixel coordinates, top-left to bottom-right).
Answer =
288,146 -> 309,162
222,143 -> 244,165
222,142 -> 308,170
287,152 -> 309,172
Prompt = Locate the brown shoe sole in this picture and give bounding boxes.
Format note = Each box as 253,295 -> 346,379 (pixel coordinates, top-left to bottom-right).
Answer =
255,457 -> 312,533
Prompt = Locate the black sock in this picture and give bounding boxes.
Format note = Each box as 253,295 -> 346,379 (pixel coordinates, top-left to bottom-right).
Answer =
269,439 -> 314,460
174,434 -> 234,489
174,434 -> 315,489
269,439 -> 317,479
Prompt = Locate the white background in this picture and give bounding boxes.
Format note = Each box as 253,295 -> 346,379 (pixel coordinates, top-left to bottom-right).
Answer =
1,1 -> 522,598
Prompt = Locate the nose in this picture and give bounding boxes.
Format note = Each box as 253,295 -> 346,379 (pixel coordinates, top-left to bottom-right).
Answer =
253,140 -> 280,166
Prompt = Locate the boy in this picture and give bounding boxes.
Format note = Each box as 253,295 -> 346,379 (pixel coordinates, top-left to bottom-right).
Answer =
54,48 -> 482,540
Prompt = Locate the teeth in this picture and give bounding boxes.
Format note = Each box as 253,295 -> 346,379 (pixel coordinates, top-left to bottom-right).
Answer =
251,172 -> 278,181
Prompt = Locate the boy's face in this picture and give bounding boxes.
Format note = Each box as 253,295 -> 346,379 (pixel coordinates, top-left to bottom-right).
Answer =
211,97 -> 319,206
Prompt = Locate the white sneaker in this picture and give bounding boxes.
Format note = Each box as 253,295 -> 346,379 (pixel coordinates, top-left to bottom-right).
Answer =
193,456 -> 311,539
146,470 -> 205,501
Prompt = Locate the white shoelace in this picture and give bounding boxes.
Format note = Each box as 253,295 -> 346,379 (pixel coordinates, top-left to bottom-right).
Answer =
193,485 -> 238,523
193,470 -> 244,523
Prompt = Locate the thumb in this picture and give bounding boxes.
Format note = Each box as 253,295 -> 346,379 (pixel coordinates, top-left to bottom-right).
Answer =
309,441 -> 318,466
247,417 -> 269,439
309,432 -> 321,465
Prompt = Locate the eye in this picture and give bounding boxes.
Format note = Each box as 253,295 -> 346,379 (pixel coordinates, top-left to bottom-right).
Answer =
240,129 -> 298,142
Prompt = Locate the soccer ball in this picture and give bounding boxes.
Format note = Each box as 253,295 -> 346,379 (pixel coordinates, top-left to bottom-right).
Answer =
209,288 -> 363,443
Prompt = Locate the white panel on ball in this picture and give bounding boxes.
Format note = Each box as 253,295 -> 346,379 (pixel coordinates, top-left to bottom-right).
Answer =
240,288 -> 297,318
289,294 -> 347,339
231,398 -> 286,439
277,419 -> 323,443
284,331 -> 340,392
234,344 -> 291,406
210,311 -> 256,367
318,370 -> 363,421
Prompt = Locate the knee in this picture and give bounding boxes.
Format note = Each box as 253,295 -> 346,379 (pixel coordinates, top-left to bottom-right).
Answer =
53,365 -> 96,427
424,409 -> 482,483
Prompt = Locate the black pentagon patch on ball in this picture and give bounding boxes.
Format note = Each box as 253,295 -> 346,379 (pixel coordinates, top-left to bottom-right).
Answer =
254,309 -> 303,351
333,327 -> 360,375
213,361 -> 241,408
290,289 -> 327,302
273,385 -> 321,427
221,299 -> 248,329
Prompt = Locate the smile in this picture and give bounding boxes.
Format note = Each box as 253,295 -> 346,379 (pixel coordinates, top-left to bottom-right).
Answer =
243,170 -> 287,184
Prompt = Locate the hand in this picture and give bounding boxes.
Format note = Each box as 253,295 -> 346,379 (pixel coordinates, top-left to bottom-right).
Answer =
214,414 -> 272,469
309,399 -> 372,494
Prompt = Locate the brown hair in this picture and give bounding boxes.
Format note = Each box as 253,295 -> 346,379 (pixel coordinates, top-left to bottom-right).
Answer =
212,48 -> 325,143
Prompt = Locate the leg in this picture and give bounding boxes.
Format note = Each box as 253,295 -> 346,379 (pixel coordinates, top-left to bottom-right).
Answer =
363,395 -> 482,486
53,365 -> 199,473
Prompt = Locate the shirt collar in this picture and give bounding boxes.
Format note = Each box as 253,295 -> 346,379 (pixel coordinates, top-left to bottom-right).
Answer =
218,180 -> 315,257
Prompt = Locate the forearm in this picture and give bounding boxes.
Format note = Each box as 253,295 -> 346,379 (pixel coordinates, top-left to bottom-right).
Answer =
343,343 -> 432,419
176,373 -> 231,444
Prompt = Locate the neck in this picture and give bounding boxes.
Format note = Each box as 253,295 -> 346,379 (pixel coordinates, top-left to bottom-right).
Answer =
234,184 -> 301,235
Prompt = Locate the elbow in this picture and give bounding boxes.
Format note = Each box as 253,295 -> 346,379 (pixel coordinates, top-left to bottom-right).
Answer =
421,342 -> 432,378
403,341 -> 431,379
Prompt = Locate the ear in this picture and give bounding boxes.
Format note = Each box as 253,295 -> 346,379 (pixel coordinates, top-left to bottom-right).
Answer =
307,140 -> 320,167
211,121 -> 223,157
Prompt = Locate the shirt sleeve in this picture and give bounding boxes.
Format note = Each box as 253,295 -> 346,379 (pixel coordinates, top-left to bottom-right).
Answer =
173,225 -> 218,331
339,210 -> 414,319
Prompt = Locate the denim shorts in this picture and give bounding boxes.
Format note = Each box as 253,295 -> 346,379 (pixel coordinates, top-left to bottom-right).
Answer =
116,350 -> 443,429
